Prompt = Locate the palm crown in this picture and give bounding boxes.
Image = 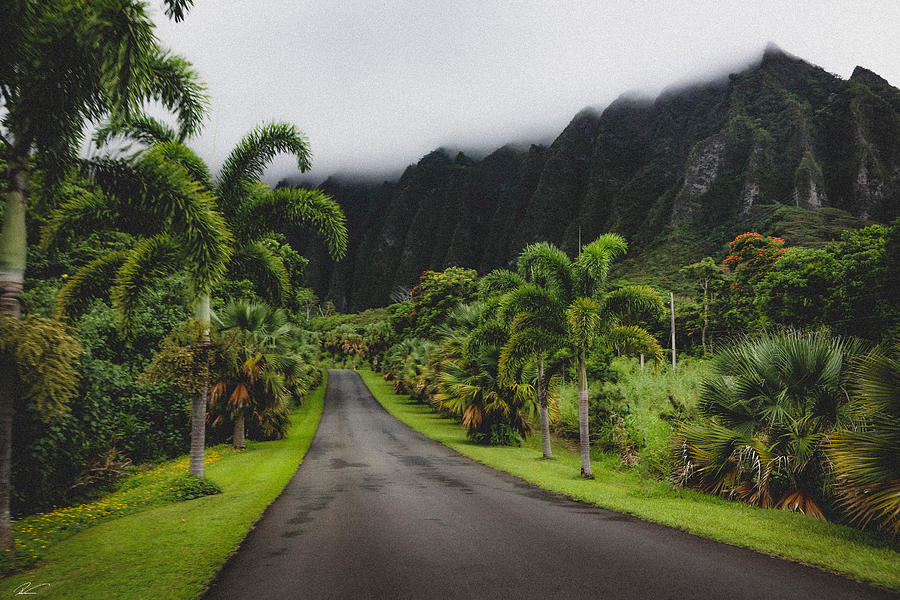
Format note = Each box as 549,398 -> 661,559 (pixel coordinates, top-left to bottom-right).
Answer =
498,235 -> 664,477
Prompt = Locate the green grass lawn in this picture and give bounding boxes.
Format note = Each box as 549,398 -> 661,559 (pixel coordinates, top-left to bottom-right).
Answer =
359,369 -> 900,592
1,374 -> 326,600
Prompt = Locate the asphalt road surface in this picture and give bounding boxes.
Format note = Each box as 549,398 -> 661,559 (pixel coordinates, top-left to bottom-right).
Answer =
204,370 -> 896,600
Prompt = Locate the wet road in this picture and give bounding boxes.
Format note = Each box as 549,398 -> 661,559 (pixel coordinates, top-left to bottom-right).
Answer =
204,370 -> 895,599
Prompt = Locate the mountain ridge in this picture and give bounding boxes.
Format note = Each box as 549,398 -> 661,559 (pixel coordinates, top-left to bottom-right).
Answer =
287,47 -> 899,311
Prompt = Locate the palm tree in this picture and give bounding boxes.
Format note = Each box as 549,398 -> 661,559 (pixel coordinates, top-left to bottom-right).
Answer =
431,303 -> 538,444
212,301 -> 302,449
0,0 -> 204,550
498,236 -> 664,478
481,268 -> 560,457
675,330 -> 860,519
45,123 -> 347,477
828,340 -> 900,536
93,117 -> 348,306
42,145 -> 233,478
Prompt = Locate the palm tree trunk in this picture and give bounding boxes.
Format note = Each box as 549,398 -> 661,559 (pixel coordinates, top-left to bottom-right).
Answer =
0,154 -> 29,552
233,411 -> 246,449
702,286 -> 709,354
190,294 -> 211,477
1,155 -> 27,318
577,351 -> 593,478
538,358 -> 553,459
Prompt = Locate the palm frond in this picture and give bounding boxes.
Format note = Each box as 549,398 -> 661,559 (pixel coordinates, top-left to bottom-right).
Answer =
574,233 -> 627,293
143,49 -> 207,140
517,242 -> 574,300
248,187 -> 347,260
499,284 -> 565,330
135,146 -> 233,293
163,0 -> 194,22
478,269 -> 525,301
41,189 -> 133,253
149,140 -> 213,190
109,233 -> 181,333
600,285 -> 665,324
604,325 -> 663,361
217,122 -> 312,200
565,297 -> 601,350
93,114 -> 178,149
228,241 -> 291,305
53,251 -> 129,321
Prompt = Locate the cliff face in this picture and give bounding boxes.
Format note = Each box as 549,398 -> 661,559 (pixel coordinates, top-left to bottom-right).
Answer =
292,48 -> 900,311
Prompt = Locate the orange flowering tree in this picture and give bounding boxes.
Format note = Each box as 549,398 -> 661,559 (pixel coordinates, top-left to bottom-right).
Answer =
723,232 -> 786,289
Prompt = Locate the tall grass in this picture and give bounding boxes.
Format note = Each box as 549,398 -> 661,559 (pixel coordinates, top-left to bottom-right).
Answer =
555,356 -> 711,475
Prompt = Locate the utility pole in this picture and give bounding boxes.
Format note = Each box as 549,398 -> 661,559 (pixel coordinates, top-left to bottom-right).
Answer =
670,292 -> 676,369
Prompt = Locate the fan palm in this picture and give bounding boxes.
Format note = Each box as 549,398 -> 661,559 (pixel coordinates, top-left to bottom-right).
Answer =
828,340 -> 900,535
212,301 -> 302,449
499,236 -> 664,477
0,0 -> 203,550
675,330 -> 860,519
432,303 -> 538,443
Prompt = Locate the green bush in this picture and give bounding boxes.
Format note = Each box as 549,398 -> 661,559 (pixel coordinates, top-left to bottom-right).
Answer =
163,474 -> 223,501
471,423 -> 523,446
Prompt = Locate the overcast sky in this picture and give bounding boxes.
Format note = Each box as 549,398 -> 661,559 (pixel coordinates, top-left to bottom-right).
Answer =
149,1 -> 900,183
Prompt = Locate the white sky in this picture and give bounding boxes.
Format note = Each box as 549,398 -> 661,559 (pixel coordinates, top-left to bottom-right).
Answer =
150,0 -> 900,183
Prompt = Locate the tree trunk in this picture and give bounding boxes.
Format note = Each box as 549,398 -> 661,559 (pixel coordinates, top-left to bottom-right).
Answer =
190,295 -> 211,477
233,411 -> 246,449
0,155 -> 28,318
670,292 -> 676,369
538,358 -> 553,459
577,351 -> 592,478
0,154 -> 29,552
701,284 -> 709,354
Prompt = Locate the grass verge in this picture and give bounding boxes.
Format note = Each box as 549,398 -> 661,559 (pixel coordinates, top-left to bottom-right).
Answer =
1,373 -> 326,600
359,369 -> 900,592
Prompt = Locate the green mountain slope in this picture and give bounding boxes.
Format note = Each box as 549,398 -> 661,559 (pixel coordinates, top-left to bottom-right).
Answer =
291,47 -> 899,311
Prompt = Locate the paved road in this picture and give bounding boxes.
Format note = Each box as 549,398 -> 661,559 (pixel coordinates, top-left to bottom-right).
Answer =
204,370 -> 896,599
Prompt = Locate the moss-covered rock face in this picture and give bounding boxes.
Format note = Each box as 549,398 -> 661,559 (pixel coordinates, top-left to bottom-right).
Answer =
292,47 -> 900,312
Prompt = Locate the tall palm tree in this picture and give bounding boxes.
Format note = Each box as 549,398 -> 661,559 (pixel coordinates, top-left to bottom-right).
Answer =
481,268 -> 560,457
0,0 -> 204,550
828,340 -> 900,536
675,330 -> 860,518
42,145 -> 233,478
45,122 -> 347,477
499,236 -> 664,478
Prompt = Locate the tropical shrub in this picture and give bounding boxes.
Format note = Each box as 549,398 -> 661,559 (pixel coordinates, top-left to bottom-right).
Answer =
828,340 -> 900,536
674,330 -> 860,519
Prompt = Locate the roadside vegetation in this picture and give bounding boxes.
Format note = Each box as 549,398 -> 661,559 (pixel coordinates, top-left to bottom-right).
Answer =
2,0 -> 343,571
320,228 -> 899,589
359,370 -> 900,591
0,378 -> 324,599
3,0 -> 899,594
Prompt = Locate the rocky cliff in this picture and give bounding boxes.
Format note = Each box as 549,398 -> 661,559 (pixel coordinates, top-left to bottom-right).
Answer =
289,47 -> 900,311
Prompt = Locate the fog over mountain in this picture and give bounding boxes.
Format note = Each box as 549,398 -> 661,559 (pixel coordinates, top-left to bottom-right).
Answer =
150,2 -> 900,183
